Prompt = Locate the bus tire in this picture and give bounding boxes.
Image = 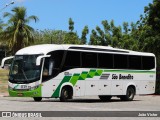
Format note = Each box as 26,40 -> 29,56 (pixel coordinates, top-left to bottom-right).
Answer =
33,97 -> 42,102
60,87 -> 71,102
120,87 -> 135,101
99,96 -> 112,101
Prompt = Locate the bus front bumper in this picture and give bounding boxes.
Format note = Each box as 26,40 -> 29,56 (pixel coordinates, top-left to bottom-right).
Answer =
8,86 -> 41,97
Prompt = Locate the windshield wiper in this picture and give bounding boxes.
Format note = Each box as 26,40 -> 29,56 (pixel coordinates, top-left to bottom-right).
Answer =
21,68 -> 29,82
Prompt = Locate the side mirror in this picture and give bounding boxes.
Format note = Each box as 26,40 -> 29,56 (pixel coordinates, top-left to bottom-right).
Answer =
36,55 -> 51,66
1,56 -> 14,68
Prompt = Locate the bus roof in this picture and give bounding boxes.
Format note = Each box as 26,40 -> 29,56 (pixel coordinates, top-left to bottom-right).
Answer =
16,44 -> 155,56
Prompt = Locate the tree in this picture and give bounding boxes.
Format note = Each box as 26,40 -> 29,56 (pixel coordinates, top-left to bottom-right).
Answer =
81,26 -> 89,44
144,0 -> 160,33
64,32 -> 80,44
64,18 -> 80,44
0,19 -> 8,52
1,7 -> 38,54
89,21 -> 109,46
0,19 -> 5,42
90,29 -> 98,45
0,19 -> 5,32
34,29 -> 67,44
89,20 -> 139,51
69,18 -> 74,32
136,0 -> 160,66
89,20 -> 123,47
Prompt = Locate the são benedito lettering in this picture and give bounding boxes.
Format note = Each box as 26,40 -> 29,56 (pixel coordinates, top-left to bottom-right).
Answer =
119,74 -> 133,79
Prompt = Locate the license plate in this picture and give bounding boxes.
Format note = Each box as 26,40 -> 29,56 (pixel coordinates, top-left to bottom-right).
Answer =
17,93 -> 23,96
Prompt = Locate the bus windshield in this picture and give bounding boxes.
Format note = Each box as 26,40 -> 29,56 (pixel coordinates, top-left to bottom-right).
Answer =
9,55 -> 42,83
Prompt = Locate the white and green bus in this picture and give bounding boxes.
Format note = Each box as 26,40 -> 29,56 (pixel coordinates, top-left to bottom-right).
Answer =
1,44 -> 156,102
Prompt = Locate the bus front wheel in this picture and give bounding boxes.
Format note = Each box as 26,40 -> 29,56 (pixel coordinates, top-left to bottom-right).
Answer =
99,96 -> 112,101
33,97 -> 42,102
60,87 -> 72,102
120,87 -> 135,101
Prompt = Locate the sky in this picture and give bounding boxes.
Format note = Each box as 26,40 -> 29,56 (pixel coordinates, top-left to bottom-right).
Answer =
0,0 -> 153,38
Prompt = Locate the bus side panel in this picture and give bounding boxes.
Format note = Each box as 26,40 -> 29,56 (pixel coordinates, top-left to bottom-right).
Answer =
85,78 -> 99,96
99,79 -> 111,95
73,80 -> 85,96
136,80 -> 155,95
122,72 -> 156,95
111,80 -> 123,95
42,79 -> 61,97
136,72 -> 156,95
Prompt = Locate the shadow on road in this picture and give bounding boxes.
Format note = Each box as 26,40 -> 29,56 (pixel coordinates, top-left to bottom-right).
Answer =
9,98 -> 141,103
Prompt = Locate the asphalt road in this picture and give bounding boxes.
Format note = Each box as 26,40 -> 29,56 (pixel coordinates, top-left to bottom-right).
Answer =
0,95 -> 160,120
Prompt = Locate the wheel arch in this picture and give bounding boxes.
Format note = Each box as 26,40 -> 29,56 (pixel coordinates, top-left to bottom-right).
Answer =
124,83 -> 136,95
59,82 -> 73,97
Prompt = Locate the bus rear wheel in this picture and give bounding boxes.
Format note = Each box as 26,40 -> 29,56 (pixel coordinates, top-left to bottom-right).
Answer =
33,97 -> 42,102
120,87 -> 135,101
99,96 -> 112,101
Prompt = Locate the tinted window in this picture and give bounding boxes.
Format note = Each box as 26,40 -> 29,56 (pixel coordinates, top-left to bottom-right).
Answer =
114,54 -> 128,69
82,52 -> 97,68
64,51 -> 81,67
42,50 -> 64,82
142,56 -> 155,70
129,55 -> 142,69
98,53 -> 113,68
49,50 -> 64,68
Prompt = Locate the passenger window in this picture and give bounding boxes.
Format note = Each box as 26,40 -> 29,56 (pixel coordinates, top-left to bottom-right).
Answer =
98,53 -> 113,68
142,56 -> 155,70
82,52 -> 97,68
129,56 -> 142,69
64,51 -> 81,67
114,54 -> 128,69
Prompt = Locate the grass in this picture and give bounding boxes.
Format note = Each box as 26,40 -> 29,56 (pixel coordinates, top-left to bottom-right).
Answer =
0,69 -> 9,95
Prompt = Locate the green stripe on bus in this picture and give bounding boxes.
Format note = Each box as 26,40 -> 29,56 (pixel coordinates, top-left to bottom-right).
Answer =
96,70 -> 103,76
52,76 -> 72,97
70,74 -> 80,86
103,70 -> 156,73
78,72 -> 88,80
88,69 -> 96,78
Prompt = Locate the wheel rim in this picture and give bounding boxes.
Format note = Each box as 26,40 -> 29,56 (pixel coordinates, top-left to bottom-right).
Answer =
64,90 -> 68,98
128,89 -> 134,99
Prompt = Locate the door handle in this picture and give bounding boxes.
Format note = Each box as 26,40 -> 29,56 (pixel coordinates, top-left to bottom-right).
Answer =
91,85 -> 95,87
104,85 -> 107,87
116,85 -> 120,87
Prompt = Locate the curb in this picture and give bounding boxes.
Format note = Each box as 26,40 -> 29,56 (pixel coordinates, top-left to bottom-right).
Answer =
0,94 -> 9,97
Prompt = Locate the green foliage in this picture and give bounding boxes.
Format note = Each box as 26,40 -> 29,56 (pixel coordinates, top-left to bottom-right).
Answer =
0,7 -> 38,54
64,32 -> 80,44
81,26 -> 89,44
33,18 -> 88,45
0,19 -> 5,32
89,20 -> 138,51
144,0 -> 160,33
34,29 -> 67,45
69,18 -> 74,32
156,69 -> 160,94
63,18 -> 80,44
137,0 -> 160,67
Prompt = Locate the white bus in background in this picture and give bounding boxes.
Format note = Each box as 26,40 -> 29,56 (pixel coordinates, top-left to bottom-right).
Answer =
1,44 -> 156,102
